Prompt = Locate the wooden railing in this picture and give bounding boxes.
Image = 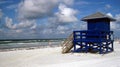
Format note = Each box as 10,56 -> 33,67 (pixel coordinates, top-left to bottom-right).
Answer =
73,30 -> 114,42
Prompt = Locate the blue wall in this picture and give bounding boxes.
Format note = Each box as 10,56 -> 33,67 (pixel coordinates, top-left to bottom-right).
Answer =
87,18 -> 110,31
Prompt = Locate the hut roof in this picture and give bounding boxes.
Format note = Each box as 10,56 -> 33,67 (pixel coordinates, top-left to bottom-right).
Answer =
81,12 -> 116,21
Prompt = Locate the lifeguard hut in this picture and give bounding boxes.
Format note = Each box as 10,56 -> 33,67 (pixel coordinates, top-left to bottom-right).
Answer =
62,12 -> 116,54
73,12 -> 116,54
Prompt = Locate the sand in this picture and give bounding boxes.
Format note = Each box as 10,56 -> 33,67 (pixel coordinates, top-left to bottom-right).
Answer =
0,41 -> 120,67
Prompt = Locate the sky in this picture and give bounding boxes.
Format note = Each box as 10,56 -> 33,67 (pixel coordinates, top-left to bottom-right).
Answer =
0,0 -> 120,39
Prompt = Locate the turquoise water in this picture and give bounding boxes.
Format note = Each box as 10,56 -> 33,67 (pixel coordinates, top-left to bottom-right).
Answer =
0,39 -> 64,50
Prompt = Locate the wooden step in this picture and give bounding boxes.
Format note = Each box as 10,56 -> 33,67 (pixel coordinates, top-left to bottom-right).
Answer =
62,33 -> 73,54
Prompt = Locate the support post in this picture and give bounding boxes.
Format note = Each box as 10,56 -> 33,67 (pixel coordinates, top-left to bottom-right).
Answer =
73,43 -> 76,52
106,42 -> 108,53
111,41 -> 114,51
99,43 -> 102,54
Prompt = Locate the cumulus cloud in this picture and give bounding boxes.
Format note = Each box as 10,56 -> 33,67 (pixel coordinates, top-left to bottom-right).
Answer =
110,22 -> 119,30
1,0 -> 78,39
5,17 -> 14,29
57,25 -> 69,34
106,13 -> 113,17
105,4 -> 111,9
14,0 -> 76,37
18,0 -> 59,19
6,4 -> 18,9
35,3 -> 79,37
61,0 -> 74,5
106,13 -> 120,30
5,17 -> 36,30
17,20 -> 36,29
106,13 -> 116,30
56,4 -> 78,23
3,16 -> 38,39
30,22 -> 37,29
113,14 -> 120,30
75,1 -> 89,5
17,0 -> 74,19
115,14 -> 120,22
47,4 -> 78,26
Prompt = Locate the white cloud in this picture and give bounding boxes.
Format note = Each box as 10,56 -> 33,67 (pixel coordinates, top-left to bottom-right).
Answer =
106,13 -> 113,17
17,20 -> 36,29
55,4 -> 78,23
42,28 -> 53,34
1,0 -> 77,39
110,22 -> 119,30
75,1 -> 89,5
47,4 -> 78,26
57,25 -> 67,30
115,14 -> 120,22
61,0 -> 74,5
112,14 -> 120,30
17,0 -> 74,19
5,17 -> 36,30
15,29 -> 22,33
106,13 -> 117,30
105,4 -> 111,9
107,13 -> 120,30
6,4 -> 18,9
18,0 -> 59,19
5,17 -> 14,29
3,17 -> 38,39
57,25 -> 69,34
38,4 -> 79,35
30,23 -> 37,29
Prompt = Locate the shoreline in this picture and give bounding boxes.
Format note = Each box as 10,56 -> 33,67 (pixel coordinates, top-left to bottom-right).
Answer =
0,45 -> 61,52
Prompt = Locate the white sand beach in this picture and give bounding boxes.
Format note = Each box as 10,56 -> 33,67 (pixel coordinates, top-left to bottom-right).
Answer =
0,41 -> 120,67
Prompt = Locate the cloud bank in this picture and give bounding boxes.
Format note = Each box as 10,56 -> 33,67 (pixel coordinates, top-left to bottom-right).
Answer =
2,0 -> 79,39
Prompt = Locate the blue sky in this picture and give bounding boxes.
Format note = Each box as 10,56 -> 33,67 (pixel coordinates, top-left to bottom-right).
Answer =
0,0 -> 120,39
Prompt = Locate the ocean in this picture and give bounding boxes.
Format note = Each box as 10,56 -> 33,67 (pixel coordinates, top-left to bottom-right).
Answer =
0,39 -> 65,51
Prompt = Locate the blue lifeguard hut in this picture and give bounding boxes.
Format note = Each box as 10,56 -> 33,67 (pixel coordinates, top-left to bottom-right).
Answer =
73,12 -> 116,54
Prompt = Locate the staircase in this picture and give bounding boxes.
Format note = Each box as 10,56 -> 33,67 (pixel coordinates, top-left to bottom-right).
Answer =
62,33 -> 73,54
